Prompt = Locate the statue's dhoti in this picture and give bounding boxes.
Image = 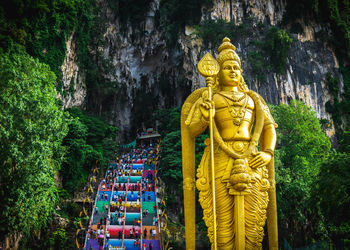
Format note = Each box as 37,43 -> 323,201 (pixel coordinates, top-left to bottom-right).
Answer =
196,141 -> 270,249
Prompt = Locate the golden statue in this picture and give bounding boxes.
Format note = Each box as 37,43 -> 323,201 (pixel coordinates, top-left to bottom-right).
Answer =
181,37 -> 278,250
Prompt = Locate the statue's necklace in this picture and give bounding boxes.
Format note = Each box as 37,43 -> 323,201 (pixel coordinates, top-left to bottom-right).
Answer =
217,92 -> 248,126
220,91 -> 246,102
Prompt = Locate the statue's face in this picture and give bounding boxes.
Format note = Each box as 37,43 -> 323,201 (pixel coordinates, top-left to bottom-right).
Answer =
219,60 -> 241,87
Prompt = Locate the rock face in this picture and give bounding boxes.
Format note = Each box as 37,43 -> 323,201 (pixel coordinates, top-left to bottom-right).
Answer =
206,0 -> 285,25
61,0 -> 340,139
58,32 -> 86,109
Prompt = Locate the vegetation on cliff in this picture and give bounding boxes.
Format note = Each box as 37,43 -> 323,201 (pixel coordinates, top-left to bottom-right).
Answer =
160,0 -> 213,47
0,0 -> 94,94
0,48 -> 68,246
0,1 -> 118,247
61,108 -> 118,193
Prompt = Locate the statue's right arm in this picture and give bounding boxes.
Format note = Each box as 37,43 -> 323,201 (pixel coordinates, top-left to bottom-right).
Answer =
187,99 -> 210,137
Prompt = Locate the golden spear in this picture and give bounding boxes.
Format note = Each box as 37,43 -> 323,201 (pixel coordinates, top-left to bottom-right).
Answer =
198,53 -> 220,250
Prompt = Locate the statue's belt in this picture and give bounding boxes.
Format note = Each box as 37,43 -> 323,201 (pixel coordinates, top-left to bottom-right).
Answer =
207,140 -> 257,180
227,140 -> 250,153
212,140 -> 252,154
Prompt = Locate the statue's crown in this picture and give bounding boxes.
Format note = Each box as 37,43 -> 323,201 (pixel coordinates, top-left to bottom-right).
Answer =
217,37 -> 241,66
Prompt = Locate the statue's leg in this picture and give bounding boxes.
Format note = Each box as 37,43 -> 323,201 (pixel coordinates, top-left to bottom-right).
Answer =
215,177 -> 235,249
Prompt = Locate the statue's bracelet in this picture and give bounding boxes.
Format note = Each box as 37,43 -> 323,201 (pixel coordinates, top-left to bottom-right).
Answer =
263,149 -> 274,157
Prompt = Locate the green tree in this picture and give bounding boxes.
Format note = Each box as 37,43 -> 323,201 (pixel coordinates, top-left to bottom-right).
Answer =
61,107 -> 118,193
155,107 -> 182,196
0,0 -> 95,93
315,131 -> 350,247
0,49 -> 68,244
271,100 -> 332,246
316,152 -> 350,248
154,107 -> 181,136
49,228 -> 68,249
60,115 -> 93,193
155,106 -> 209,249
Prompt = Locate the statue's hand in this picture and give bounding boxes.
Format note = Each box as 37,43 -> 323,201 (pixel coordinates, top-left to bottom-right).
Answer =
199,98 -> 215,121
249,151 -> 272,169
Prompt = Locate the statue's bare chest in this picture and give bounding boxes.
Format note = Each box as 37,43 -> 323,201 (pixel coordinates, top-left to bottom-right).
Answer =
214,92 -> 254,119
212,92 -> 255,139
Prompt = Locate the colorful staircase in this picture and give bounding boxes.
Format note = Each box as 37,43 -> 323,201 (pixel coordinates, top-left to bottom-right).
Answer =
85,144 -> 162,250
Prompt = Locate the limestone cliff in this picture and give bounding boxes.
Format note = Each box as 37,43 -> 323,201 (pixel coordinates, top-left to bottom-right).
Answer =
58,32 -> 86,109
61,0 -> 341,139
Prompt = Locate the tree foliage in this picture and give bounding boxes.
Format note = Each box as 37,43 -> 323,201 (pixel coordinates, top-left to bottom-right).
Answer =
247,51 -> 265,82
155,107 -> 182,194
316,152 -> 350,247
61,108 -> 118,193
0,49 -> 68,242
325,67 -> 350,139
0,0 -> 94,93
193,19 -> 253,48
271,100 -> 331,246
262,27 -> 293,74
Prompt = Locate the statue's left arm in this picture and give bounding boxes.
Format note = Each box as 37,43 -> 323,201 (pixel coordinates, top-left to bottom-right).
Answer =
261,124 -> 277,157
260,102 -> 277,154
249,104 -> 277,168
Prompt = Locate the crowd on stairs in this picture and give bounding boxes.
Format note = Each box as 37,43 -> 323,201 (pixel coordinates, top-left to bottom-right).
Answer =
84,142 -> 163,250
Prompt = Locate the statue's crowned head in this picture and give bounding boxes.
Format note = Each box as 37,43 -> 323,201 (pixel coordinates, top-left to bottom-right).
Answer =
217,37 -> 241,67
215,37 -> 248,92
